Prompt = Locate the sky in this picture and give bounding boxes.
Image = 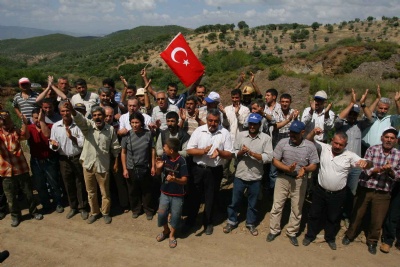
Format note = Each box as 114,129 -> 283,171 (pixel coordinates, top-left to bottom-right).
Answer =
0,0 -> 399,36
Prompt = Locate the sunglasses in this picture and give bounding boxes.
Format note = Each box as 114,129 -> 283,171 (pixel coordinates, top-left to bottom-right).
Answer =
156,98 -> 165,101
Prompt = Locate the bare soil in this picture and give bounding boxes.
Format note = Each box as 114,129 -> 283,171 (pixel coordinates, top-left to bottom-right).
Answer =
1,186 -> 399,267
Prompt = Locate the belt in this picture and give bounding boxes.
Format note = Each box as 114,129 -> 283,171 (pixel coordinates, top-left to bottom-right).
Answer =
59,154 -> 81,160
318,184 -> 345,194
278,171 -> 297,178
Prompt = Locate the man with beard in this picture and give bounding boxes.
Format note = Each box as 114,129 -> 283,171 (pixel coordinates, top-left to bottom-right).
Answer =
98,87 -> 121,121
361,86 -> 400,155
0,109 -> 43,227
70,102 -> 121,224
28,108 -> 64,214
343,127 -> 400,255
156,111 -> 190,158
70,78 -> 99,117
303,129 -> 370,250
223,113 -> 272,236
186,109 -> 234,235
195,85 -> 207,107
266,120 -> 319,246
179,95 -> 205,136
50,101 -> 88,220
41,98 -> 62,124
151,91 -> 179,131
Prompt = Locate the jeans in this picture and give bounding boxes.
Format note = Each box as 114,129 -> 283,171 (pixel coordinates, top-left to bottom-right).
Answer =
31,157 -> 63,209
227,178 -> 260,226
157,193 -> 183,229
305,184 -> 347,242
382,183 -> 400,246
269,164 -> 278,189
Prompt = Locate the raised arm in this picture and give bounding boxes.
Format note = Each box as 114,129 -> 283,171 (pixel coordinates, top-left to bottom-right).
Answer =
234,72 -> 245,90
338,88 -> 357,119
359,89 -> 373,121
250,71 -> 262,97
368,85 -> 381,113
141,68 -> 157,98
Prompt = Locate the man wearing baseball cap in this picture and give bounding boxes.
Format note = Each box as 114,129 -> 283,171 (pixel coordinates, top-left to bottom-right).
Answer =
223,113 -> 272,236
199,91 -> 228,127
343,126 -> 400,255
13,77 -> 39,123
301,90 -> 335,142
267,120 -> 319,246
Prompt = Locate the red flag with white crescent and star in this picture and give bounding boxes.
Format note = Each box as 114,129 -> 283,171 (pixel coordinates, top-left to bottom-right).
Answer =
160,32 -> 205,87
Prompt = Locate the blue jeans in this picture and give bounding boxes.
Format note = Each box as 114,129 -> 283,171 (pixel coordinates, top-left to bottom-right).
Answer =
227,177 -> 260,226
31,157 -> 63,208
157,192 -> 183,229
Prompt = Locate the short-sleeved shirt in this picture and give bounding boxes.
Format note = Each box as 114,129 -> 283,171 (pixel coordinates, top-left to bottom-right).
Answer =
187,124 -> 233,167
273,138 -> 319,176
361,113 -> 400,148
0,128 -> 29,177
13,91 -> 39,122
121,129 -> 154,169
301,107 -> 335,142
70,92 -> 99,117
160,154 -> 188,197
316,141 -> 362,191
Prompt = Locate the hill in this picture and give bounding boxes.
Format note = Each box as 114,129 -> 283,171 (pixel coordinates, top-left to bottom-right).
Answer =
0,18 -> 399,114
0,25 -> 82,40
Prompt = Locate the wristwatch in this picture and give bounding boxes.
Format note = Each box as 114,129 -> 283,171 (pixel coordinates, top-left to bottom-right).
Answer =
360,103 -> 366,108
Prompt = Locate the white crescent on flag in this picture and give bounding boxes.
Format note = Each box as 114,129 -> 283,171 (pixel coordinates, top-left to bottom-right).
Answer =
171,47 -> 187,63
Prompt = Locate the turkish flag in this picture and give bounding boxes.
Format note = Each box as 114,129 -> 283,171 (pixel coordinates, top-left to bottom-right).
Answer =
160,32 -> 205,87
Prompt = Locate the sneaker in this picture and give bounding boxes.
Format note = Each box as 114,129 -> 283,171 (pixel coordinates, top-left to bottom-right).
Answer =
81,210 -> 89,220
11,217 -> 20,227
31,213 -> 44,220
103,215 -> 112,224
66,209 -> 78,219
87,214 -> 99,224
56,205 -> 64,213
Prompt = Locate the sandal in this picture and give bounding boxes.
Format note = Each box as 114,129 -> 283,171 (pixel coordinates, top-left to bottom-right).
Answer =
169,239 -> 177,248
156,231 -> 170,242
223,223 -> 237,234
246,225 -> 258,236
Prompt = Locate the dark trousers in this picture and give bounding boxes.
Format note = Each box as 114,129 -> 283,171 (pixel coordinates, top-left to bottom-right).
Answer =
126,168 -> 154,216
59,156 -> 88,211
2,173 -> 38,219
186,164 -> 223,227
109,159 -> 129,210
382,183 -> 400,246
0,182 -> 7,213
345,186 -> 391,244
305,184 -> 347,242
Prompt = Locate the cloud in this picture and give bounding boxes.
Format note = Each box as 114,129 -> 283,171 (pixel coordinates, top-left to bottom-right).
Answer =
58,0 -> 116,15
121,0 -> 163,11
204,0 -> 262,6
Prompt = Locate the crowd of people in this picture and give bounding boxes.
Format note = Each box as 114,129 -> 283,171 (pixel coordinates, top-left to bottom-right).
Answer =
0,70 -> 399,253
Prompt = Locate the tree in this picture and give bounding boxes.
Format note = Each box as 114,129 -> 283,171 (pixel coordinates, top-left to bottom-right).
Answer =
324,36 -> 329,42
367,16 -> 374,22
243,28 -> 250,36
311,22 -> 320,31
238,21 -> 249,29
207,32 -> 217,42
219,33 -> 225,41
229,23 -> 235,32
326,24 -> 334,33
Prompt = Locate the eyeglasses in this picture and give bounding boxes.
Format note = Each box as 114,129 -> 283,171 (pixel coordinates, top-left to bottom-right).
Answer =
156,98 -> 165,101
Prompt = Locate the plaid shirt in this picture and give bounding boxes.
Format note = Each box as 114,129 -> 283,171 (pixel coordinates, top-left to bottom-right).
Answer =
0,128 -> 30,177
358,144 -> 400,192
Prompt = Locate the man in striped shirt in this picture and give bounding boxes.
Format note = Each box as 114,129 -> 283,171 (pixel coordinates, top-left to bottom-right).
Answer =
13,77 -> 39,124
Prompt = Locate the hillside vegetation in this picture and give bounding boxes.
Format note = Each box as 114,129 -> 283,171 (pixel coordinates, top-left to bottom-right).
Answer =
0,17 -> 399,112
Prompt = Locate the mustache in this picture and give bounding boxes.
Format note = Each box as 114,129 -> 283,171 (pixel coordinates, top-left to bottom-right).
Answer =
94,119 -> 102,123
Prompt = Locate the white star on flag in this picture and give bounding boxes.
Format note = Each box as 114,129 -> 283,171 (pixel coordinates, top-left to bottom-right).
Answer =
183,59 -> 189,66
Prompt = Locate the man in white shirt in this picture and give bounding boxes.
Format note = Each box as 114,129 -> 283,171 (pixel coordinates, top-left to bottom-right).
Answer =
118,98 -> 152,137
70,78 -> 99,117
186,109 -> 234,235
302,128 -> 370,250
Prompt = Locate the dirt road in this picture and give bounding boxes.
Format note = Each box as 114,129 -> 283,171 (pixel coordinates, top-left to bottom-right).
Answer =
1,197 -> 399,267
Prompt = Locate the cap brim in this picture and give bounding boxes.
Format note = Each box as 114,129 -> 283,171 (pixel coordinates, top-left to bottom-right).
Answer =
205,97 -> 215,103
314,96 -> 326,100
383,129 -> 399,136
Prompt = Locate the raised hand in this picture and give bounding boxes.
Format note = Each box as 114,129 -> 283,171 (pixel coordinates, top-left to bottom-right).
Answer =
120,76 -> 128,87
360,89 -> 369,104
351,88 -> 357,104
179,108 -> 187,121
395,91 -> 400,102
325,102 -> 333,113
310,99 -> 316,111
250,71 -> 255,83
376,85 -> 381,99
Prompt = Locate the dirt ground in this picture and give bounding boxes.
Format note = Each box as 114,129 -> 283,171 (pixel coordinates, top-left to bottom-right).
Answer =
0,184 -> 399,267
